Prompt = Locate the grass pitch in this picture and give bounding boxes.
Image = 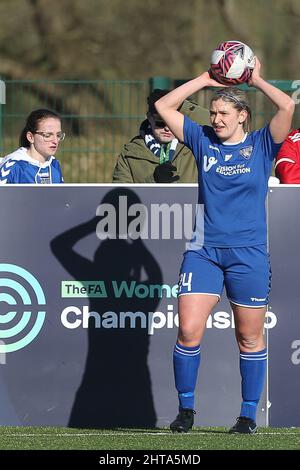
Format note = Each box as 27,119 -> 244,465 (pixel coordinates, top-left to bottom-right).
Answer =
0,426 -> 299,450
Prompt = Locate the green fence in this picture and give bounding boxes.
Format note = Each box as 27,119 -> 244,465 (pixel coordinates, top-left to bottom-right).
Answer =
0,78 -> 299,183
0,80 -> 149,183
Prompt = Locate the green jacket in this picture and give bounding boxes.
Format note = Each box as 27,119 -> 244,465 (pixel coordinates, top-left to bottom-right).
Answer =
112,100 -> 210,184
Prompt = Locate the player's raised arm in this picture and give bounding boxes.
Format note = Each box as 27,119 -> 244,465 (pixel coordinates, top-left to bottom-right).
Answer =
155,72 -> 224,142
248,57 -> 295,143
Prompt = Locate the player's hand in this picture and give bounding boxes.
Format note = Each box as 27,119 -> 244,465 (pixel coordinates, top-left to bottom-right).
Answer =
204,70 -> 229,87
247,56 -> 261,87
153,161 -> 180,183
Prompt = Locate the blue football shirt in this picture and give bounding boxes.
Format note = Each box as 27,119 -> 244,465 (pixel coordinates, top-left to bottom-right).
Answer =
184,116 -> 281,247
0,147 -> 64,184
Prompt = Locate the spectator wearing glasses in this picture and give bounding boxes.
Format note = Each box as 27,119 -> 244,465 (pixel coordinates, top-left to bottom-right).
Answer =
0,109 -> 65,184
112,89 -> 210,183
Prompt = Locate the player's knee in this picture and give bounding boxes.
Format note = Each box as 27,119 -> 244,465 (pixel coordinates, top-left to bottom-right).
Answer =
237,335 -> 263,351
178,326 -> 201,345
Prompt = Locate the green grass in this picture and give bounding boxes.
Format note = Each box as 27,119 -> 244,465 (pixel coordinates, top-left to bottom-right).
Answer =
0,426 -> 299,450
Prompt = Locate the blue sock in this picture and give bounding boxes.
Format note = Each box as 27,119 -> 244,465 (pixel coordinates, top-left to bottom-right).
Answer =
173,342 -> 201,410
239,348 -> 267,421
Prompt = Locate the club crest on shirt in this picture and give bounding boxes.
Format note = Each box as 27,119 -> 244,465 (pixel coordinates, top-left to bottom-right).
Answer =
239,146 -> 253,159
36,172 -> 51,184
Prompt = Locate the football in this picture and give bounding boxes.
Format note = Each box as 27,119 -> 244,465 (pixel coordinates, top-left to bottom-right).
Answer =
209,40 -> 255,85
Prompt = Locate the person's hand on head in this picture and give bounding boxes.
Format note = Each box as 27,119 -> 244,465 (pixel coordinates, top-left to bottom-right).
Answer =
153,161 -> 180,183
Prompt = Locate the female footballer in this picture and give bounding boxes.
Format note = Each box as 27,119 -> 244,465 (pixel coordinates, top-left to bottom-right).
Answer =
155,58 -> 294,433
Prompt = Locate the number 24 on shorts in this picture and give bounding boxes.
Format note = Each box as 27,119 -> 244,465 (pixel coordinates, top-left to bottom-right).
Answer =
178,272 -> 193,293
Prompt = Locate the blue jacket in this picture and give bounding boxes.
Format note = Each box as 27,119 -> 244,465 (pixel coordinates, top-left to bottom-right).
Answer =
0,147 -> 64,184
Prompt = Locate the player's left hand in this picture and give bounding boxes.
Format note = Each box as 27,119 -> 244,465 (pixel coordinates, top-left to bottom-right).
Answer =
247,56 -> 261,87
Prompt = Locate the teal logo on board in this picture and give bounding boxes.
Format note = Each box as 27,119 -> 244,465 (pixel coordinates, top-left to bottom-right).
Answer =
0,264 -> 46,353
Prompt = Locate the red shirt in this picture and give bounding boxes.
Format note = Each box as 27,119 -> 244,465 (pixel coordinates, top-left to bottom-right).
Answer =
275,129 -> 300,183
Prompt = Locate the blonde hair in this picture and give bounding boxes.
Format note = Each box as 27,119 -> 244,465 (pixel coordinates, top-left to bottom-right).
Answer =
211,87 -> 252,132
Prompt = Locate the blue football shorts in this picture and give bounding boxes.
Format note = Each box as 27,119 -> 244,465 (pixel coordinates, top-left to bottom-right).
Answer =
178,245 -> 271,308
